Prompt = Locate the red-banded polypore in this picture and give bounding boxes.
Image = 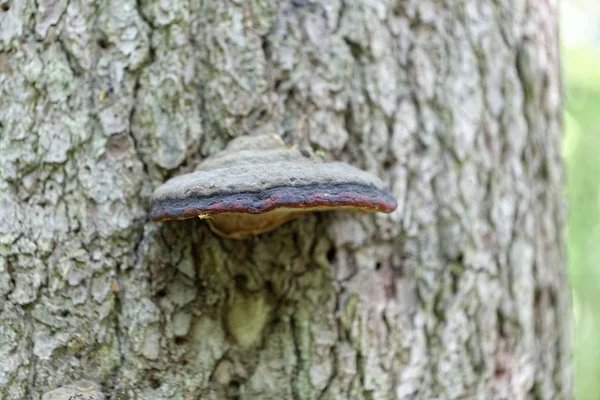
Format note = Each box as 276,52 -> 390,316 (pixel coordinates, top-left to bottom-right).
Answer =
150,134 -> 397,239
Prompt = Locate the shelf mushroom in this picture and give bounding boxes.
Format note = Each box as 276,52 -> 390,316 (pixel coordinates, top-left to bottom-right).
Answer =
150,135 -> 397,239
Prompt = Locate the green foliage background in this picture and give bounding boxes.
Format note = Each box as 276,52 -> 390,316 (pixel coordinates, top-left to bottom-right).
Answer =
563,3 -> 600,398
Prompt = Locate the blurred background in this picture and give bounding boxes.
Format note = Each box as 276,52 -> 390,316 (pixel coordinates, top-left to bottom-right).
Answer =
562,0 -> 600,399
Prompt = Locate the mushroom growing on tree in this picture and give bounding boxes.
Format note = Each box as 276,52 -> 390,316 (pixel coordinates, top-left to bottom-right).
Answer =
150,134 -> 397,239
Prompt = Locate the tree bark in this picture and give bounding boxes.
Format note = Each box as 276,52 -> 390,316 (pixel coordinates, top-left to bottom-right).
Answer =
0,0 -> 570,399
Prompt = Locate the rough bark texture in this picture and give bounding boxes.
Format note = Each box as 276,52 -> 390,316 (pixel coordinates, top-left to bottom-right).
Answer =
0,0 -> 570,399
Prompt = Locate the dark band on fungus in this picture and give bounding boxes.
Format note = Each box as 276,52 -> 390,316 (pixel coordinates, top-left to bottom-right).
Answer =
151,181 -> 397,222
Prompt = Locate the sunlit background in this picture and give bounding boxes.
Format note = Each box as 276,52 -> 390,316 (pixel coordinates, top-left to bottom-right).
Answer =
562,0 -> 600,398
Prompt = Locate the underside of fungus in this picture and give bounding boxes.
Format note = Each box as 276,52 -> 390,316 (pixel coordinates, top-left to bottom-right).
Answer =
150,135 -> 397,239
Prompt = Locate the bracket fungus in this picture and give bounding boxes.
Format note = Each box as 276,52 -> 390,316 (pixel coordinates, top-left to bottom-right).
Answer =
150,134 -> 397,239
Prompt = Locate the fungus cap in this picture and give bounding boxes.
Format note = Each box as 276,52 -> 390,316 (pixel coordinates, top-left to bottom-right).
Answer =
150,135 -> 397,238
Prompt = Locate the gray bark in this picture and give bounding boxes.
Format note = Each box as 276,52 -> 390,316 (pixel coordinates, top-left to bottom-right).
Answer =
0,0 -> 570,399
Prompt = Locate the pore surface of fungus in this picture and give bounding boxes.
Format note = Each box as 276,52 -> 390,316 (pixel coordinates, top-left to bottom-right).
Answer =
150,135 -> 397,238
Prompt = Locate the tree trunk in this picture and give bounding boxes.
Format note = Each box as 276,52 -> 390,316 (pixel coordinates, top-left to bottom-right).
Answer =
0,0 -> 570,399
